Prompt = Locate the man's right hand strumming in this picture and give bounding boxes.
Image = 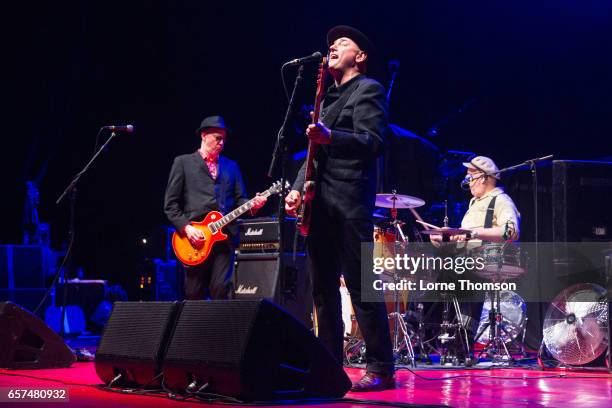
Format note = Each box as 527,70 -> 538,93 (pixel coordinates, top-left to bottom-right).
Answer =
284,190 -> 302,216
184,224 -> 205,247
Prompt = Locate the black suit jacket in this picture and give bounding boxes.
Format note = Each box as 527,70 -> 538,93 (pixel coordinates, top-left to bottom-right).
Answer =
294,74 -> 388,219
164,152 -> 249,234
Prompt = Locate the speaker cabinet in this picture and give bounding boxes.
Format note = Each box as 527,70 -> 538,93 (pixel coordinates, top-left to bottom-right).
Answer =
162,299 -> 351,401
234,252 -> 311,327
95,301 -> 179,387
0,302 -> 75,369
0,245 -> 48,289
553,160 -> 612,242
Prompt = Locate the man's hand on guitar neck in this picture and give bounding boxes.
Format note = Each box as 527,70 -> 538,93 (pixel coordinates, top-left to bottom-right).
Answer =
285,190 -> 302,216
184,224 -> 205,247
250,192 -> 267,215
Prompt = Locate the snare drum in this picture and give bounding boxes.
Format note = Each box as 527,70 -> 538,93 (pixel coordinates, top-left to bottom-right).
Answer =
469,243 -> 526,281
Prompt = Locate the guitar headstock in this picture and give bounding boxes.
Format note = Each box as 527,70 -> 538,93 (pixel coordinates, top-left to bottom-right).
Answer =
267,180 -> 291,196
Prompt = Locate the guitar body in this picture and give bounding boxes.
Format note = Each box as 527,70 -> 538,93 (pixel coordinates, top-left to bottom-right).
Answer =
171,180 -> 287,266
297,181 -> 316,236
171,211 -> 228,266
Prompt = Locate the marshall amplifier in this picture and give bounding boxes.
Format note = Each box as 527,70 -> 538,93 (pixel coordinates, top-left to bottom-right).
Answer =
237,217 -> 304,253
233,252 -> 311,328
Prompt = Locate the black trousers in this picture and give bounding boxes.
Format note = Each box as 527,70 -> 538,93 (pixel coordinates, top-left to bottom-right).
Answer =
183,240 -> 233,300
308,204 -> 394,375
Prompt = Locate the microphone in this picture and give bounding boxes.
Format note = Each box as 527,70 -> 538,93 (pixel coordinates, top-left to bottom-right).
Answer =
284,52 -> 322,67
103,125 -> 134,133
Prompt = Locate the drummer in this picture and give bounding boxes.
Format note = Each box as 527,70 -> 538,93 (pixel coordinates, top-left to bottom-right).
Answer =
431,155 -> 520,246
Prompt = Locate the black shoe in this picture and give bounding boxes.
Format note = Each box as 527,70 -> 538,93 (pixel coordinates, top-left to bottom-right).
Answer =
350,372 -> 395,392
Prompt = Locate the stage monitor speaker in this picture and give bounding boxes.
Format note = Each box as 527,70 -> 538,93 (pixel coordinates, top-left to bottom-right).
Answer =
234,252 -> 311,327
95,301 -> 179,387
0,302 -> 75,369
162,299 -> 351,401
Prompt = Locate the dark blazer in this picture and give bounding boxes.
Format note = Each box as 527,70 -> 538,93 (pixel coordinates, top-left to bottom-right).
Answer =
294,74 -> 388,219
164,152 -> 249,233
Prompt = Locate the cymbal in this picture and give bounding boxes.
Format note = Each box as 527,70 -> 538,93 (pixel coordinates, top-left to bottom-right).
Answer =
419,228 -> 472,236
375,193 -> 425,209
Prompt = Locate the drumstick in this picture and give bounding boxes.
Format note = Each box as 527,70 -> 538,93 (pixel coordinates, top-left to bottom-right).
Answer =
409,208 -> 429,228
415,219 -> 441,230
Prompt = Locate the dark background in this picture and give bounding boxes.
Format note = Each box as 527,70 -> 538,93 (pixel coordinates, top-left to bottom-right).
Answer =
3,1 -> 611,297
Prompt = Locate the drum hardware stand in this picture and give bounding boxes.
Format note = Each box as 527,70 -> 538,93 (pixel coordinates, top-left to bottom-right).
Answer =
434,225 -> 472,366
387,190 -> 416,366
437,291 -> 472,366
474,244 -> 526,364
412,303 -> 435,364
443,200 -> 449,229
344,335 -> 366,365
474,289 -> 513,364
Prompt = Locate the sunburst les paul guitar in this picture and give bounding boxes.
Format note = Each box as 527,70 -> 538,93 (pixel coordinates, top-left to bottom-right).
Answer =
172,180 -> 288,266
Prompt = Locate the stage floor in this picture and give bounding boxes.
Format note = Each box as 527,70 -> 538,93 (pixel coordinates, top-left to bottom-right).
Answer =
1,362 -> 611,407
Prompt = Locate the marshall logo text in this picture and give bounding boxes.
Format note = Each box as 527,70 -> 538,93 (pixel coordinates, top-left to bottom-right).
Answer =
245,228 -> 264,236
236,284 -> 259,295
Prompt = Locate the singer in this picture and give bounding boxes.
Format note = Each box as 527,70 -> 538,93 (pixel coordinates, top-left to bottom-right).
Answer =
164,115 -> 266,300
285,25 -> 395,392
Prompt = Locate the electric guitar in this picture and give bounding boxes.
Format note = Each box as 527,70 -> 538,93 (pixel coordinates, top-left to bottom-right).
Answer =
296,56 -> 328,236
172,180 -> 288,266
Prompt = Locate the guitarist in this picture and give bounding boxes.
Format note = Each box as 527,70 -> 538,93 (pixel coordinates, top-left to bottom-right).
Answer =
164,115 -> 266,300
285,26 -> 394,391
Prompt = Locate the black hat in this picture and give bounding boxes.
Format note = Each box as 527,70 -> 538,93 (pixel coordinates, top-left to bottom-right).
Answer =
327,25 -> 375,55
195,115 -> 229,136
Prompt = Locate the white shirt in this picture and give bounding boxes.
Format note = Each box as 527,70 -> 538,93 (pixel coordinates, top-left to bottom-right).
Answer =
461,187 -> 520,240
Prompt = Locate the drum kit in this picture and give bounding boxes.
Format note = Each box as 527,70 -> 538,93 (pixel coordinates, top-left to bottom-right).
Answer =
340,191 -> 529,367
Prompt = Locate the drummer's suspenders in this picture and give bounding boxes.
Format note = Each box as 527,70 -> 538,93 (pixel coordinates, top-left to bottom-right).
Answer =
484,196 -> 497,229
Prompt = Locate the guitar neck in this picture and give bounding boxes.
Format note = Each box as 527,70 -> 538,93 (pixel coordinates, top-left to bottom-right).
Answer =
302,57 -> 327,184
211,189 -> 273,229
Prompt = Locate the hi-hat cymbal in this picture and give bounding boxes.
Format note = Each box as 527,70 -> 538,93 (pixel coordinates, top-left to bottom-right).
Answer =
375,193 -> 425,209
419,228 -> 472,236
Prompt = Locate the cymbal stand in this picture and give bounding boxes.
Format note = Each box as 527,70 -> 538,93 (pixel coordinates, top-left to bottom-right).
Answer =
387,190 -> 416,366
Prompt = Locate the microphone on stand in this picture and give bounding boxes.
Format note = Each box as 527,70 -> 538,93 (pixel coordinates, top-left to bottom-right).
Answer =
283,52 -> 323,67
103,125 -> 134,133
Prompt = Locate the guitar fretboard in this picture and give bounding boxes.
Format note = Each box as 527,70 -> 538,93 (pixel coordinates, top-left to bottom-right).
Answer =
210,189 -> 274,230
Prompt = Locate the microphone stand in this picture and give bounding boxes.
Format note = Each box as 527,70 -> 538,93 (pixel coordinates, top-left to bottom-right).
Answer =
495,154 -> 554,362
495,154 -> 553,247
54,130 -> 120,337
267,64 -> 305,293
